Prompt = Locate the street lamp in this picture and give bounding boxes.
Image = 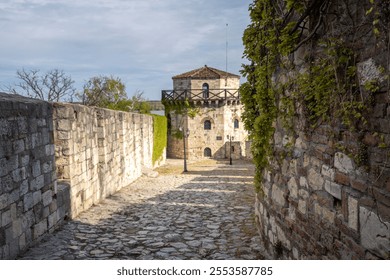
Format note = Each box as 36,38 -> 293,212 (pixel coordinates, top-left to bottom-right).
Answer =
180,127 -> 190,172
227,135 -> 234,165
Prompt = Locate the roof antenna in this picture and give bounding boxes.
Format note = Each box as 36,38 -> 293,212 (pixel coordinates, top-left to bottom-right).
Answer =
225,23 -> 228,87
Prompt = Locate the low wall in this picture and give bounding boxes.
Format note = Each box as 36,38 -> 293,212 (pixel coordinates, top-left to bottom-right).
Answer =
0,93 -> 164,259
53,103 -> 155,218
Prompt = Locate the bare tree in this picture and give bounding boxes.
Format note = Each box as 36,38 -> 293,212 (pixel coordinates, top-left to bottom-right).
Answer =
6,68 -> 75,102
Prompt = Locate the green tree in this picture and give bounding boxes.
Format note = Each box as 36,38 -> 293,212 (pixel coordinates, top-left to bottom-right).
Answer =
80,76 -> 126,107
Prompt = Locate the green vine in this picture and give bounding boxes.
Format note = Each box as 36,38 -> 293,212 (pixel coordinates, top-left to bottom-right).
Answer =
241,0 -> 385,191
162,98 -> 201,139
151,114 -> 167,165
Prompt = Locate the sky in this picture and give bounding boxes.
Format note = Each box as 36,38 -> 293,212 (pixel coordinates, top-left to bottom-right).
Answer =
0,0 -> 253,101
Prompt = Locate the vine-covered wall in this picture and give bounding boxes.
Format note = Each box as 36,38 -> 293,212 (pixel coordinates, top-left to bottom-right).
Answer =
151,114 -> 167,166
241,0 -> 390,259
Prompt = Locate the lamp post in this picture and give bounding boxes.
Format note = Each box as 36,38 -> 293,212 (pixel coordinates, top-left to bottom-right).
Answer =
180,127 -> 190,172
227,135 -> 234,165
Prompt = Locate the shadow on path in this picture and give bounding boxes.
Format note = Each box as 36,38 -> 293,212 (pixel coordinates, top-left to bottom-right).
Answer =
18,159 -> 264,260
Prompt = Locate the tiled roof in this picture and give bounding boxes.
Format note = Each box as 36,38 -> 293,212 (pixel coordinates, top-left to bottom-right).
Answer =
172,65 -> 240,79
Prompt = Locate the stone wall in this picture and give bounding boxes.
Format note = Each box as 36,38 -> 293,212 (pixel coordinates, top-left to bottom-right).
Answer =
254,58 -> 390,259
53,103 -> 155,218
0,93 -> 69,259
0,93 -> 163,259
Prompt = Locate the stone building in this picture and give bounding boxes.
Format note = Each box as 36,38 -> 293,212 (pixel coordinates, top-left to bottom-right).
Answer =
162,65 -> 250,160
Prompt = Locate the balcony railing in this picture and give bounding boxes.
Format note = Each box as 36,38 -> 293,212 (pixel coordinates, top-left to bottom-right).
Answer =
161,89 -> 240,102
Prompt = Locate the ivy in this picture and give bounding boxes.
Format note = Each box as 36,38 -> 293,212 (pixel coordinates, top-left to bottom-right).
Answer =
151,114 -> 167,165
241,0 -> 382,191
162,98 -> 201,139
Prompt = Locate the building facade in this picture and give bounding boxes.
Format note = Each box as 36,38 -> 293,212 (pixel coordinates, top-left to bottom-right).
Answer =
162,65 -> 250,160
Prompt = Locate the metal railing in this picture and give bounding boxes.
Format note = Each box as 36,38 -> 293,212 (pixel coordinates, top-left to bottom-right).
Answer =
161,89 -> 240,102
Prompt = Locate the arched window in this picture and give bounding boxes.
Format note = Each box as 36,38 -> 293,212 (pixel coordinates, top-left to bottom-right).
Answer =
234,119 -> 239,129
204,148 -> 212,157
204,120 -> 211,130
202,83 -> 209,99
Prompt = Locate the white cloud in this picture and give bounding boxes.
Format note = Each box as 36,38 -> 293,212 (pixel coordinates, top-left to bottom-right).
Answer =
0,0 -> 252,99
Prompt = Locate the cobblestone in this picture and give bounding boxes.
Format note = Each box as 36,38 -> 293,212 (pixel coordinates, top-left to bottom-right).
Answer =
18,159 -> 264,260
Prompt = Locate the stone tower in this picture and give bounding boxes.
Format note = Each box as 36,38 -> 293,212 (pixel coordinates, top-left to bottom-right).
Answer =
162,65 -> 249,160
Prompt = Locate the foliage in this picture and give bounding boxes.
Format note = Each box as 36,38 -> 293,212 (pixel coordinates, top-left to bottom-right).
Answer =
151,114 -> 167,165
241,0 -> 384,191
127,90 -> 151,114
162,98 -> 200,138
106,90 -> 151,114
80,76 -> 127,107
5,68 -> 75,102
80,77 -> 151,114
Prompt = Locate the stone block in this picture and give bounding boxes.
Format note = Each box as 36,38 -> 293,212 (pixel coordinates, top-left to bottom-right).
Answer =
32,160 -> 41,178
379,119 -> 390,133
298,200 -> 307,215
348,196 -> 358,231
42,190 -> 53,207
57,119 -> 71,131
350,179 -> 367,193
6,156 -> 18,173
30,132 -> 42,148
42,161 -> 53,174
33,191 -> 42,206
30,175 -> 44,191
321,165 -> 335,180
32,220 -> 47,239
13,139 -> 25,154
0,158 -> 7,177
56,131 -> 71,140
37,118 -> 47,127
17,117 -> 28,134
12,218 -> 22,238
54,105 -> 70,119
307,168 -> 324,190
20,155 -> 30,167
45,144 -> 55,156
299,189 -> 309,199
1,175 -> 14,193
288,177 -> 298,199
48,210 -> 59,229
11,167 -> 26,182
19,233 -> 26,251
360,207 -> 390,259
9,189 -> 19,204
324,180 -> 342,200
23,193 -> 33,211
334,152 -> 354,174
1,209 -> 11,226
334,171 -> 350,185
363,133 -> 379,146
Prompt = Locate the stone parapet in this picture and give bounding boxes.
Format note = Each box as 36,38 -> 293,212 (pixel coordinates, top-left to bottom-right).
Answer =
0,93 -> 164,259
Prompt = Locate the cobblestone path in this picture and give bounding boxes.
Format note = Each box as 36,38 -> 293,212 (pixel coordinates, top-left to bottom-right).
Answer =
19,159 -> 264,260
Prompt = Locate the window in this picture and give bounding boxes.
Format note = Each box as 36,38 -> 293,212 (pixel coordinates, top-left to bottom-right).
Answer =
234,119 -> 239,129
204,120 -> 211,130
204,148 -> 212,157
202,83 -> 209,99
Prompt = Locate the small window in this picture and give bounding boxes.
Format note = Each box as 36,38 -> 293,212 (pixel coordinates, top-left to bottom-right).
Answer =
202,83 -> 209,99
216,136 -> 222,140
234,119 -> 239,129
204,148 -> 212,157
204,120 -> 211,130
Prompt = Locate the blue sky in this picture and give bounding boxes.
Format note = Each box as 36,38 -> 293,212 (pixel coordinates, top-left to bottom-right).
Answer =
0,0 -> 252,101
